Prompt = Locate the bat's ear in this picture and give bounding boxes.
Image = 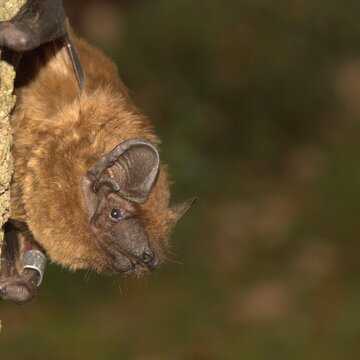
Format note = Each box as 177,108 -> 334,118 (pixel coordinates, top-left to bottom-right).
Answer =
88,139 -> 159,202
82,139 -> 160,218
168,197 -> 196,225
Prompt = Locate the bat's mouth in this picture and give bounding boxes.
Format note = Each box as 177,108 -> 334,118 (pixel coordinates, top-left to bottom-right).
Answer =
111,255 -> 134,275
111,251 -> 160,276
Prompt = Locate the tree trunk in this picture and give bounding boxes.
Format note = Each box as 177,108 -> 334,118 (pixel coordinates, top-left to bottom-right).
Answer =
0,0 -> 26,308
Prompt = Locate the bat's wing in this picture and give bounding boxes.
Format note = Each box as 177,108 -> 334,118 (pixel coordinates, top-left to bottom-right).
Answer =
0,0 -> 66,52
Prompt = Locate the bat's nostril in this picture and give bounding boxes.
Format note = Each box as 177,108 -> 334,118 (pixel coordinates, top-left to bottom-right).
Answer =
141,250 -> 154,264
141,250 -> 160,271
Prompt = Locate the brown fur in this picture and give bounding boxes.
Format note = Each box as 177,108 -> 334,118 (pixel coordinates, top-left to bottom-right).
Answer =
9,29 -> 186,273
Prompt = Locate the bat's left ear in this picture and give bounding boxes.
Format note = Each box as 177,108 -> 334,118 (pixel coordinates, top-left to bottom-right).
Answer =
82,139 -> 160,219
168,197 -> 196,225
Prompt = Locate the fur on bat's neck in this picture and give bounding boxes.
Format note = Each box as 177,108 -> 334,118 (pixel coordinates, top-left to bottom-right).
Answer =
10,31 -> 173,272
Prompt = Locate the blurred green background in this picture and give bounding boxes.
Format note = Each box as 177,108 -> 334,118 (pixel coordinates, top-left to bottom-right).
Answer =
2,0 -> 360,359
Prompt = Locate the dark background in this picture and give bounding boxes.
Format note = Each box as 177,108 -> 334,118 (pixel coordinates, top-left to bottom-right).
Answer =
2,0 -> 360,359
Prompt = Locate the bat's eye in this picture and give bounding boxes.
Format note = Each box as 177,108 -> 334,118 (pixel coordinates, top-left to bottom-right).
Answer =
110,208 -> 122,221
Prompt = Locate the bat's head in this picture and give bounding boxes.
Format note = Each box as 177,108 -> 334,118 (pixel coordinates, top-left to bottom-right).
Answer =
81,139 -> 194,276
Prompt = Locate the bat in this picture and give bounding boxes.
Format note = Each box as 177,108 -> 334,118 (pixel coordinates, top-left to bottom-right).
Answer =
0,0 -> 194,304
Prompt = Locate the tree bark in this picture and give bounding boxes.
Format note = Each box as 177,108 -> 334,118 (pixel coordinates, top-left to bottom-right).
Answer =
0,0 -> 26,307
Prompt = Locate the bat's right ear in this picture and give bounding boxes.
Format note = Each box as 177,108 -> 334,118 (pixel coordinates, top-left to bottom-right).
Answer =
82,139 -> 160,220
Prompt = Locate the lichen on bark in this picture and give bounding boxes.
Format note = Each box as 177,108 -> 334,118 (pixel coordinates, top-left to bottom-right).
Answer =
0,0 -> 26,273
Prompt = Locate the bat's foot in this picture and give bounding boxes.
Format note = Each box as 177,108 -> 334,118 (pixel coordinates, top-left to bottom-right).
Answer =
0,268 -> 39,305
0,276 -> 36,304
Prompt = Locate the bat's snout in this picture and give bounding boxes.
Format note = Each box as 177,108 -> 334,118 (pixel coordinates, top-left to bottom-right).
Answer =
111,246 -> 160,275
